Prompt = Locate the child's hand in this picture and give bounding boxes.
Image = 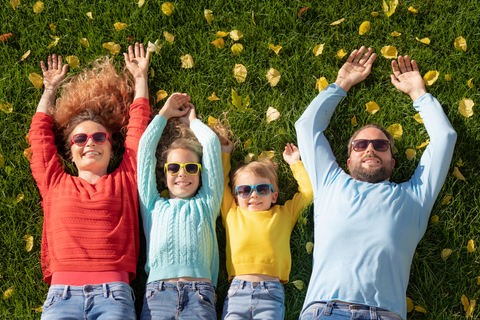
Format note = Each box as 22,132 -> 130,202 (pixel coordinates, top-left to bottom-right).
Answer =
178,102 -> 198,127
221,139 -> 233,154
159,93 -> 191,120
283,143 -> 300,165
124,42 -> 150,80
40,54 -> 68,93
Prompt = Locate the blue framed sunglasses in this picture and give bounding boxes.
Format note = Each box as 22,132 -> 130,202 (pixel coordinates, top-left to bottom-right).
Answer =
234,184 -> 274,197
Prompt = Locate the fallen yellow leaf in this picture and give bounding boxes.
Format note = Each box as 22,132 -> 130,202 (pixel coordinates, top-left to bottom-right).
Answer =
453,167 -> 465,180
468,239 -> 475,253
445,74 -> 452,81
330,18 -> 344,26
351,115 -> 357,126
313,44 -> 324,56
231,89 -> 250,112
416,139 -> 429,149
387,124 -> 403,139
468,78 -> 474,88
477,277 -> 480,286
335,49 -> 347,59
156,90 -> 168,101
47,35 -> 60,48
180,54 -> 194,68
268,44 -> 282,55
65,56 -> 79,69
462,294 -> 470,311
32,306 -> 43,312
244,153 -> 254,163
16,193 -> 24,203
28,73 -> 43,90
371,12 -> 379,17
103,42 -> 120,55
423,71 -> 439,86
207,92 -> 220,101
162,2 -> 174,16
0,154 -> 4,168
414,306 -> 426,313
430,215 -> 439,224
441,248 -> 452,260
80,38 -> 90,47
231,43 -> 243,55
454,36 -> 467,51
457,159 -> 465,167
24,148 -> 32,161
114,22 -> 128,31
208,116 -> 218,126
0,102 -> 13,113
243,139 -> 252,150
204,9 -> 214,24
408,6 -> 418,13
147,39 -> 162,53
406,149 -> 416,161
216,31 -> 229,38
86,12 -> 94,20
138,0 -> 145,7
406,297 -> 414,313
164,31 -> 175,44
416,37 -> 430,45
160,189 -> 169,198
266,107 -> 280,123
11,0 -> 20,10
3,288 -> 13,299
233,64 -> 247,83
258,151 -> 275,160
381,46 -> 398,59
383,0 -> 398,17
391,31 -> 401,37
359,21 -> 370,35
442,196 -> 452,205
413,113 -> 423,123
459,98 -> 474,118
366,101 -> 380,114
210,38 -> 225,49
23,235 -> 33,251
292,280 -> 304,290
33,1 -> 44,13
466,300 -> 475,318
266,68 -> 281,87
316,77 -> 328,92
230,30 -> 243,41
49,23 -> 55,30
306,242 -> 314,254
150,68 -> 154,78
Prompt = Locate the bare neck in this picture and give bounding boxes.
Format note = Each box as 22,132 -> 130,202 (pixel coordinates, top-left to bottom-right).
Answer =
78,169 -> 108,184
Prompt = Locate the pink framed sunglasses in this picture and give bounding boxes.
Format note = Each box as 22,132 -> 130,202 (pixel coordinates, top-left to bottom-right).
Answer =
70,132 -> 111,147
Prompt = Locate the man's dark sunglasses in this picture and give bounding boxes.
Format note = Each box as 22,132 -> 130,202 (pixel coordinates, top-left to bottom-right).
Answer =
351,139 -> 391,153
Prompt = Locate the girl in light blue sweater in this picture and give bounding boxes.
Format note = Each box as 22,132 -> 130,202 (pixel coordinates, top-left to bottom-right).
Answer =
137,93 -> 223,319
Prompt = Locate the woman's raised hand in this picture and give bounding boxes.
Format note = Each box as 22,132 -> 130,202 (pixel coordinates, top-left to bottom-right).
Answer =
390,55 -> 427,101
124,42 -> 150,79
40,54 -> 68,92
178,102 -> 198,127
335,46 -> 376,92
159,93 -> 191,120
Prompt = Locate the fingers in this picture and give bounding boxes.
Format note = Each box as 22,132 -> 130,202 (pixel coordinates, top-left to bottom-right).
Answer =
145,45 -> 151,61
135,42 -> 140,58
40,61 -> 46,73
347,49 -> 359,63
391,60 -> 401,78
411,60 -> 419,72
390,74 -> 400,88
47,55 -> 52,69
403,55 -> 412,71
353,46 -> 366,63
128,44 -> 134,60
398,56 -> 407,74
61,63 -> 69,76
57,55 -> 63,71
362,50 -> 376,66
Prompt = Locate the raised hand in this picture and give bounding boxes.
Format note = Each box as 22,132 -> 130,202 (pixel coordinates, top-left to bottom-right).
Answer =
283,143 -> 300,165
390,55 -> 427,101
221,138 -> 234,154
40,54 -> 68,92
178,102 -> 198,127
124,42 -> 150,79
159,93 -> 191,120
335,46 -> 377,92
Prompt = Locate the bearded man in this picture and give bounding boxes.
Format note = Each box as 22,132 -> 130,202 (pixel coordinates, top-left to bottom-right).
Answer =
296,46 -> 456,320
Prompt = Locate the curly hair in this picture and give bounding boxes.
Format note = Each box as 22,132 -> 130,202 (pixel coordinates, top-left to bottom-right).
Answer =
230,159 -> 279,197
50,57 -> 134,159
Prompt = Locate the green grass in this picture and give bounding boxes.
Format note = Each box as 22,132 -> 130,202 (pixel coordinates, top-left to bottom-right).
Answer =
1,0 -> 479,318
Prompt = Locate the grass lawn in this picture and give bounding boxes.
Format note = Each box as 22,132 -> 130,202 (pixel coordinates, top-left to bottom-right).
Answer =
1,0 -> 479,318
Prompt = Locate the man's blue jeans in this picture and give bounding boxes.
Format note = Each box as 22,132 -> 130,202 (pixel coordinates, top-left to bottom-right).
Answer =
221,279 -> 285,320
140,281 -> 216,319
41,282 -> 136,320
299,301 -> 402,320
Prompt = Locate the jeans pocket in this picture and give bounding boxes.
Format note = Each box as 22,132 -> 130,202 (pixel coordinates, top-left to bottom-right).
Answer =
41,294 -> 62,312
144,287 -> 159,304
196,288 -> 216,309
109,288 -> 135,311
226,284 -> 239,298
300,307 -> 324,320
265,286 -> 284,304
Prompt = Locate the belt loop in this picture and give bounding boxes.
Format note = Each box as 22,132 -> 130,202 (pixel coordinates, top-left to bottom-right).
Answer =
370,306 -> 377,319
131,286 -> 136,303
261,281 -> 266,291
192,281 -> 197,292
103,283 -> 108,298
159,281 -> 164,291
62,285 -> 69,300
324,301 -> 334,316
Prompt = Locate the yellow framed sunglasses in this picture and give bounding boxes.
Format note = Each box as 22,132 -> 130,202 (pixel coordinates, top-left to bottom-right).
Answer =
164,162 -> 202,175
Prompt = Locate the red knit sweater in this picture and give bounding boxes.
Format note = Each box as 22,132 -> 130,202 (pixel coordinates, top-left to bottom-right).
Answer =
29,98 -> 151,285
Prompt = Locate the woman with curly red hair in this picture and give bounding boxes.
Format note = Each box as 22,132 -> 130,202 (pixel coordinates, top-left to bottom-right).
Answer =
29,43 -> 151,319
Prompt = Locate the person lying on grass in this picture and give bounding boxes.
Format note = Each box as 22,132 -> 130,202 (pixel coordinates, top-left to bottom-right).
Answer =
29,43 -> 151,320
296,46 -> 456,320
137,93 -> 224,319
219,142 -> 313,320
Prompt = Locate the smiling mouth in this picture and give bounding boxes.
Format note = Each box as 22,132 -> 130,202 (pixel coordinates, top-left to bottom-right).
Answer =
175,182 -> 192,186
83,151 -> 100,156
248,202 -> 262,206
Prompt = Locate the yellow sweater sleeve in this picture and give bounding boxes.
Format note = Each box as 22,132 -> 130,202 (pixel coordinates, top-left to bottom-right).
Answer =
221,152 -> 236,220
281,161 -> 314,228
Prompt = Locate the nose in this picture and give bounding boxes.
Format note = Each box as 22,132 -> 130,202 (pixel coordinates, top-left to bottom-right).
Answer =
249,190 -> 259,198
365,141 -> 375,153
177,166 -> 188,176
85,137 -> 96,146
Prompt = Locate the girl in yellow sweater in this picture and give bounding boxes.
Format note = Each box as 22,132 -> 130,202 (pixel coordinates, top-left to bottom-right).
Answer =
220,141 -> 313,319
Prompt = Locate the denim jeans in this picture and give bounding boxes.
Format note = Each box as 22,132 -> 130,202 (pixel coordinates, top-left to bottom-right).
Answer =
40,282 -> 136,320
140,281 -> 216,320
299,301 -> 403,320
221,279 -> 285,320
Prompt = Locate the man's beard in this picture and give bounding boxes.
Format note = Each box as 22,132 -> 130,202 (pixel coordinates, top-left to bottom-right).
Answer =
349,155 -> 393,183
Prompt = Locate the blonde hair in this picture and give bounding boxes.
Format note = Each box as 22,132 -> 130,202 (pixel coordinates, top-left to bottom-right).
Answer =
231,159 -> 279,196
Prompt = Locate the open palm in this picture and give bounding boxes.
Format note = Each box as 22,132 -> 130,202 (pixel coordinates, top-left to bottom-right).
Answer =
124,42 -> 150,79
390,55 -> 427,101
40,54 -> 68,92
335,47 -> 377,92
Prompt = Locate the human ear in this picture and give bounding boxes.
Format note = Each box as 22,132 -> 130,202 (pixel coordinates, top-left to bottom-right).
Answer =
271,191 -> 278,204
347,158 -> 351,168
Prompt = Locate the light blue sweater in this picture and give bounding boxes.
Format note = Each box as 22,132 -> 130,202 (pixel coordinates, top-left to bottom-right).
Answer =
295,84 -> 456,320
137,115 -> 223,286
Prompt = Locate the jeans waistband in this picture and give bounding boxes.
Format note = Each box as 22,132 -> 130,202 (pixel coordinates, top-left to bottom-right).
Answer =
146,280 -> 213,291
307,301 -> 401,319
47,281 -> 134,301
231,278 -> 283,290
